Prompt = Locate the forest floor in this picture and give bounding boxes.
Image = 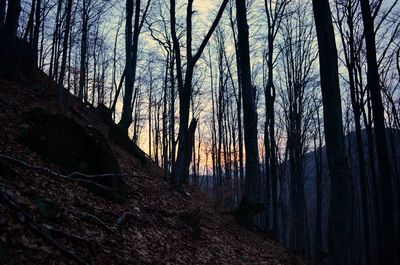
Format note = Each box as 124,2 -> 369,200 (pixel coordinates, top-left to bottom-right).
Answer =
0,72 -> 302,265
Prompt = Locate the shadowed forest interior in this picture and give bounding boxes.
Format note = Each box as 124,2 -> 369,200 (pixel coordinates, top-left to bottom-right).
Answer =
0,0 -> 399,264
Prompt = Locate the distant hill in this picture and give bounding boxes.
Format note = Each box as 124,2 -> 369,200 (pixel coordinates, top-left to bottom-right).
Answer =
302,128 -> 400,262
195,128 -> 400,263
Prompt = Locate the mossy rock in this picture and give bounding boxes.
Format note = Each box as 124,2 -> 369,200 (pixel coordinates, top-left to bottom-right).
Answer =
21,108 -> 128,202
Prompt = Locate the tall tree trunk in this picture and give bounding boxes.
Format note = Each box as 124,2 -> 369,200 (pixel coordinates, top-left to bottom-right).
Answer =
312,0 -> 353,264
335,2 -> 372,262
58,0 -> 73,105
263,0 -> 290,239
49,0 -> 62,79
0,0 -> 6,32
170,0 -> 228,185
314,108 -> 324,264
228,6 -> 244,197
235,0 -> 262,225
23,0 -> 36,42
1,0 -> 21,47
359,0 -> 396,263
0,0 -> 21,72
119,0 -> 141,132
78,0 -> 88,101
162,55 -> 169,179
169,51 -> 176,177
32,0 -> 41,66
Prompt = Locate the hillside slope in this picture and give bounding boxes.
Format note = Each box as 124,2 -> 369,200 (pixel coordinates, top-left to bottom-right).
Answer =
0,72 -> 297,265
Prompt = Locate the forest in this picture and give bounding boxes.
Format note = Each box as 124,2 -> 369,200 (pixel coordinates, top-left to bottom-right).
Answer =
0,0 -> 399,264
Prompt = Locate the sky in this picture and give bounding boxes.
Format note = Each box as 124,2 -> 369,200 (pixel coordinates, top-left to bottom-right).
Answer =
194,0 -> 217,13
78,0 -> 400,169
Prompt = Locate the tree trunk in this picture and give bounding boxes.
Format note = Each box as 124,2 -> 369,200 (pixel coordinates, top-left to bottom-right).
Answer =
119,0 -> 141,132
78,0 -> 88,101
314,109 -> 324,264
1,0 -> 21,47
0,0 -> 6,32
170,0 -> 228,186
23,0 -> 36,42
312,0 -> 353,264
359,0 -> 396,263
235,0 -> 262,225
162,55 -> 169,179
0,0 -> 21,71
32,0 -> 41,66
49,0 -> 62,79
58,0 -> 73,105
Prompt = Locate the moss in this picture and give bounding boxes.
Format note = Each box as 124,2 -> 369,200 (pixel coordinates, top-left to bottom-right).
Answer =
21,108 -> 128,202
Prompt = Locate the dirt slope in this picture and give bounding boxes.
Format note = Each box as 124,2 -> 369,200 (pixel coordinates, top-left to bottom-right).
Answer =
0,72 -> 297,265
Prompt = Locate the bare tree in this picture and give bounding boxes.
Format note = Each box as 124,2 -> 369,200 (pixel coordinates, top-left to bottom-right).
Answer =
58,0 -> 73,104
359,0 -> 396,264
312,0 -> 353,264
0,0 -> 6,32
234,0 -> 263,225
170,0 -> 229,185
119,0 -> 152,132
0,0 -> 21,48
263,0 -> 291,240
279,2 -> 318,253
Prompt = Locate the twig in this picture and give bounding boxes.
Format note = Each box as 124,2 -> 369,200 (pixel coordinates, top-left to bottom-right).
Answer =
65,207 -> 136,245
71,178 -> 128,201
